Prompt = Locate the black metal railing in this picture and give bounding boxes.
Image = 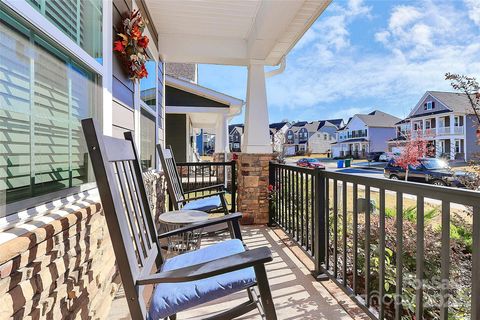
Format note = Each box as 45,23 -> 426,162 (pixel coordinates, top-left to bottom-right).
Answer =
176,161 -> 237,212
269,162 -> 480,320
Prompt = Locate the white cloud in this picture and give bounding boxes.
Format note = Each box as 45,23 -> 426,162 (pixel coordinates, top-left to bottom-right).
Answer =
266,0 -> 480,121
374,30 -> 390,44
464,0 -> 480,26
388,6 -> 422,31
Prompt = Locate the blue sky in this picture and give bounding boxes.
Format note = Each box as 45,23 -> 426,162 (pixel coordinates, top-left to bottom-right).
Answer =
198,0 -> 480,124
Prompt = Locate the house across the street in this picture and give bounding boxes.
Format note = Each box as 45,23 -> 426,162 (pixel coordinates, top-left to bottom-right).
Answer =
229,124 -> 244,152
332,110 -> 400,158
284,119 -> 343,156
388,91 -> 480,162
269,121 -> 290,153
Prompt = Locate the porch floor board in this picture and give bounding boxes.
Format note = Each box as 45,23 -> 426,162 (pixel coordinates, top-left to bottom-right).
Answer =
108,226 -> 368,319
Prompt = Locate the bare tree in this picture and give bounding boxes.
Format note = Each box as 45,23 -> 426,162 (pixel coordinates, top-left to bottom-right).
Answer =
445,73 -> 480,126
445,73 -> 480,190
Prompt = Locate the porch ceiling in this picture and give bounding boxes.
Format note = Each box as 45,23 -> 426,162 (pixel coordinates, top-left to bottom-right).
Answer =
145,0 -> 331,65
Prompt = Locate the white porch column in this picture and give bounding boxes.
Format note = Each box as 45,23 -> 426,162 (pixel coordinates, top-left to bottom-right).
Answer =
450,115 -> 455,134
214,115 -> 228,154
450,138 -> 455,160
242,62 -> 272,153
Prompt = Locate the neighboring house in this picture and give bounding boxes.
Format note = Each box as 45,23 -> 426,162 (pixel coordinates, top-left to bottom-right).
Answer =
229,124 -> 244,152
269,121 -> 290,153
284,119 -> 343,155
332,111 -> 401,158
196,128 -> 216,155
388,91 -> 480,161
306,120 -> 339,155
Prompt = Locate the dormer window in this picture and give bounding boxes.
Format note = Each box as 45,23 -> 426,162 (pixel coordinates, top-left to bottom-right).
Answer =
424,101 -> 435,110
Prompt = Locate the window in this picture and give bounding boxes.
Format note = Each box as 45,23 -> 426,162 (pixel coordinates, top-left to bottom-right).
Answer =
425,101 -> 434,110
454,116 -> 460,127
454,140 -> 462,153
324,134 -> 328,140
140,60 -> 157,111
0,9 -> 101,212
26,0 -> 102,60
140,110 -> 156,171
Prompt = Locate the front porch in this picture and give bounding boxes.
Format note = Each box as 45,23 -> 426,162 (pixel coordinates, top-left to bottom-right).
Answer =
108,226 -> 369,319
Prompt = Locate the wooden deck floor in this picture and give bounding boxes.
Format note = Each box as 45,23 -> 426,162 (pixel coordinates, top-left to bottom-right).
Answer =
108,226 -> 370,319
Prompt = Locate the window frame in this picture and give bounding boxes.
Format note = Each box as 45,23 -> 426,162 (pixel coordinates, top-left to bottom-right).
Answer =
0,6 -> 103,218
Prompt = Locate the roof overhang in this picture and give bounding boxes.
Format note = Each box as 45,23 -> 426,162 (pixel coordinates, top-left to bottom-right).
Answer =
165,75 -> 244,128
145,0 -> 331,66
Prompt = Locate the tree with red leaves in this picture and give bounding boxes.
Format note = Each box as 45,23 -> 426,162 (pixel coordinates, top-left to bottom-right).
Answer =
394,131 -> 428,181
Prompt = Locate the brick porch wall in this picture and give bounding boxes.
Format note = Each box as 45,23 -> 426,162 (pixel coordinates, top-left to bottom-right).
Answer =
0,173 -> 166,319
237,153 -> 273,224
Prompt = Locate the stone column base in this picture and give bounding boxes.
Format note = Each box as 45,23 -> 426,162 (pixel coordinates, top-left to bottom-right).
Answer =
237,153 -> 274,224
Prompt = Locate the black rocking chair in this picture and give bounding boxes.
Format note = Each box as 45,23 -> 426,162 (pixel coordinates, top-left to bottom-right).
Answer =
81,118 -> 277,320
157,146 -> 229,215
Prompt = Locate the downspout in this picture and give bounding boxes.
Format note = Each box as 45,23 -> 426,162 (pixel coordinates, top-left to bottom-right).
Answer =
265,56 -> 286,78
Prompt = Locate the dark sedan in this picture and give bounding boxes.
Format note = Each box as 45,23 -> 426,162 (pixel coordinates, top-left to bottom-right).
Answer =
296,158 -> 325,169
384,158 -> 468,187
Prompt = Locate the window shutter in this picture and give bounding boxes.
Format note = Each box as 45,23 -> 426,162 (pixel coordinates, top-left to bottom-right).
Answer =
424,103 -> 427,110
432,101 -> 435,109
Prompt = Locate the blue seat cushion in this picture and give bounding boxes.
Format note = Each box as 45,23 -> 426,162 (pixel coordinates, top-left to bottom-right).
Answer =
182,195 -> 222,211
148,239 -> 256,319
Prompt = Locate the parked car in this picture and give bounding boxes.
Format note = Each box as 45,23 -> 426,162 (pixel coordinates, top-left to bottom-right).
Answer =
384,158 -> 469,187
367,151 -> 383,162
296,158 -> 325,169
379,152 -> 399,162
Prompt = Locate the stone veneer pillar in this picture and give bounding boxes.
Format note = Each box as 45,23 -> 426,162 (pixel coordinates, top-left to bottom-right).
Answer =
237,153 -> 274,224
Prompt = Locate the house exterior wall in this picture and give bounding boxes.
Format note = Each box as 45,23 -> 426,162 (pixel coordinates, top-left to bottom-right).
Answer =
166,114 -> 188,162
0,1 -> 167,318
465,115 -> 480,160
369,127 -> 397,152
308,131 -> 334,154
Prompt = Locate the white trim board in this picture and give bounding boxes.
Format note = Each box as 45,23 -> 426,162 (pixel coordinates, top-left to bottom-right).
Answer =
3,0 -> 104,75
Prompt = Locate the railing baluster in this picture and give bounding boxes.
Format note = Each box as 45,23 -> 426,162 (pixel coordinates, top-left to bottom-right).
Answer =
293,170 -> 297,239
305,173 -> 310,252
440,201 -> 450,320
325,177 -> 330,271
342,181 -> 347,284
472,204 -> 480,319
300,172 -> 305,247
352,183 -> 358,295
287,170 -> 292,235
296,171 -> 300,242
415,196 -> 424,320
333,179 -> 338,278
365,185 -> 371,307
395,192 -> 403,320
311,173 -> 315,255
379,188 -> 386,320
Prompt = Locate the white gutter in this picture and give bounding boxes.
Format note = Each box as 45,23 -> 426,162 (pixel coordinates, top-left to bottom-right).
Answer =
265,56 -> 286,78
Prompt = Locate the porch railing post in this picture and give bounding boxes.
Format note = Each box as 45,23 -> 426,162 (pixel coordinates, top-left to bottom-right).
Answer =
231,160 -> 236,212
314,167 -> 327,278
268,161 -> 276,227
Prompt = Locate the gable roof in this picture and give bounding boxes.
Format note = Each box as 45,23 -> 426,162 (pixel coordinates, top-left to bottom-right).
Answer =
324,118 -> 344,128
269,121 -> 289,131
229,124 -> 244,135
292,121 -> 308,127
428,91 -> 475,114
355,110 -> 401,128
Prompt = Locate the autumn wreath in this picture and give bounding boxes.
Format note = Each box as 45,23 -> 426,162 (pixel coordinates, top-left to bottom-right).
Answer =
113,10 -> 150,80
